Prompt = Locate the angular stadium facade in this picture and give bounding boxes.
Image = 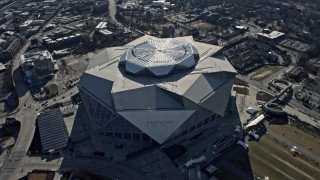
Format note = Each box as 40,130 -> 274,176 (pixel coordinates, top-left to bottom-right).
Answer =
78,35 -> 237,146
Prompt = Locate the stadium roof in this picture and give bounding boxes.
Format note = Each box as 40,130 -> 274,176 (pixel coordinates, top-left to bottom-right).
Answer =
37,108 -> 68,152
80,35 -> 237,144
119,38 -> 199,77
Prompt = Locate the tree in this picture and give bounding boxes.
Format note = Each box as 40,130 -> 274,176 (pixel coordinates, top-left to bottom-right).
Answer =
191,28 -> 199,37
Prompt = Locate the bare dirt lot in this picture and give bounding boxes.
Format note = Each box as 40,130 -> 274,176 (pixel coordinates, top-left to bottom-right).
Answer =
249,65 -> 283,81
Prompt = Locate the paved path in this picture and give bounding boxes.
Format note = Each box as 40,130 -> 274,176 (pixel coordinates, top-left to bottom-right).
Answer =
108,0 -> 120,26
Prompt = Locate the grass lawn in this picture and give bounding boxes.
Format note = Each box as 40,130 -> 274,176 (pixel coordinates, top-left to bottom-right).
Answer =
193,23 -> 214,34
266,104 -> 283,111
250,65 -> 283,81
45,84 -> 58,96
256,91 -> 274,101
234,78 -> 249,87
247,136 -> 320,179
267,123 -> 320,156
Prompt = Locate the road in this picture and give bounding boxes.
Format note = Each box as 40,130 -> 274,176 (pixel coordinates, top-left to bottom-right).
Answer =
0,1 -> 69,179
236,74 -> 320,120
108,0 -> 121,26
1,1 -> 123,178
0,0 -> 22,14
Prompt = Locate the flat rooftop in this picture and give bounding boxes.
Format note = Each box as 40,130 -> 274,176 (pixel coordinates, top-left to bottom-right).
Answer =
256,31 -> 285,40
37,108 -> 69,152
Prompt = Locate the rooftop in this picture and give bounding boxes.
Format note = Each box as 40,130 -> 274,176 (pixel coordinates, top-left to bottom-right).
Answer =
0,63 -> 6,72
21,50 -> 53,64
95,22 -> 108,30
37,108 -> 69,152
256,30 -> 285,40
80,35 -> 237,143
83,35 -> 236,108
119,38 -> 199,77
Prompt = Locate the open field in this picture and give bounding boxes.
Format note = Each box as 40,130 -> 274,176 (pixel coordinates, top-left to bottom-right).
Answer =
45,84 -> 58,96
234,78 -> 249,87
267,123 -> 320,156
249,65 -> 283,81
248,136 -> 320,179
233,86 -> 249,95
233,136 -> 320,179
191,22 -> 214,34
256,91 -> 274,101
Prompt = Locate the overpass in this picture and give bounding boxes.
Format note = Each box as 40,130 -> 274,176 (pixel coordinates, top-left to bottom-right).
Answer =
263,79 -> 292,114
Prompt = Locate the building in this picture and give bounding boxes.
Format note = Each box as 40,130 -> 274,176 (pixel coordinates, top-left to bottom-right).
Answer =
0,37 -> 22,62
99,29 -> 113,36
20,50 -> 54,86
95,22 -> 108,31
256,30 -> 285,43
78,35 -> 236,149
287,67 -> 308,82
19,20 -> 33,31
95,22 -> 114,37
0,63 -> 6,73
37,108 -> 69,154
43,34 -> 81,50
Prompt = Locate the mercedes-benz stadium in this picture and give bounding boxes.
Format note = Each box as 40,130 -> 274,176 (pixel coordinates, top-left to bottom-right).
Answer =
78,35 -> 237,146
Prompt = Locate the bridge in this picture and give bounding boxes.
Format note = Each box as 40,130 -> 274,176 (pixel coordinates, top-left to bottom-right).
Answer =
263,79 -> 292,115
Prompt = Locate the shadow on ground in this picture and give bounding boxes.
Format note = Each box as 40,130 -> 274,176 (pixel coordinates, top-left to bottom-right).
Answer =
26,96 -> 256,180
12,68 -> 28,98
